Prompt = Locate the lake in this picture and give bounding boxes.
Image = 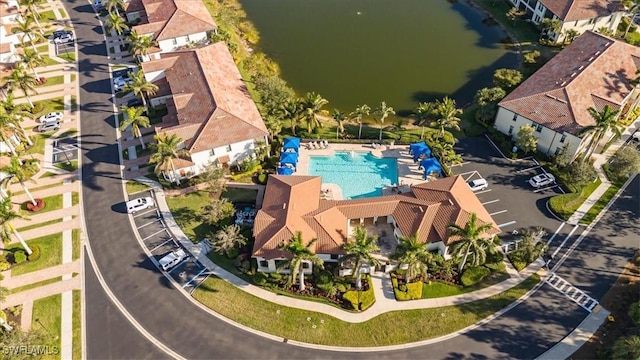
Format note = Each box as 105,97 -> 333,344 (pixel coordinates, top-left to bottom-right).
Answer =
240,0 -> 517,115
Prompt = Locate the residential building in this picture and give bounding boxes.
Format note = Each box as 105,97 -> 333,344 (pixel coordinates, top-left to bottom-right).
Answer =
508,0 -> 625,42
124,0 -> 217,61
252,175 -> 500,274
495,31 -> 640,159
0,25 -> 19,64
141,41 -> 269,182
0,0 -> 22,24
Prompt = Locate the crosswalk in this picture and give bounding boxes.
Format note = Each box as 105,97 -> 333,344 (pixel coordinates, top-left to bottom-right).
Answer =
546,273 -> 599,312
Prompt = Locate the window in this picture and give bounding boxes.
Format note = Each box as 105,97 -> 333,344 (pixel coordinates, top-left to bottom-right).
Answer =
554,147 -> 561,156
536,2 -> 544,11
508,125 -> 514,135
226,144 -> 232,152
171,38 -> 177,46
534,123 -> 543,133
302,262 -> 310,269
209,148 -> 215,156
589,18 -> 596,25
512,114 -> 518,122
259,260 -> 268,268
330,254 -> 339,260
533,15 -> 541,23
560,134 -> 566,143
184,36 -> 189,43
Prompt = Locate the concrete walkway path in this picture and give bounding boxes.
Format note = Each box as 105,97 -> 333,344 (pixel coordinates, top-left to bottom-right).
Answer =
2,276 -> 81,308
2,260 -> 80,288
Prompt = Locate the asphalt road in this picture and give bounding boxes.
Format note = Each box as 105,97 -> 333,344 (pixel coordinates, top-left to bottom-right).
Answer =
65,1 -> 639,359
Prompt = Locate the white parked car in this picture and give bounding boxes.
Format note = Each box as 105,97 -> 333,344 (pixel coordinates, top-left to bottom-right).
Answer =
467,178 -> 488,192
113,76 -> 133,92
632,132 -> 640,143
38,112 -> 63,123
126,197 -> 154,213
54,33 -> 73,44
37,121 -> 61,132
158,249 -> 187,271
529,173 -> 556,188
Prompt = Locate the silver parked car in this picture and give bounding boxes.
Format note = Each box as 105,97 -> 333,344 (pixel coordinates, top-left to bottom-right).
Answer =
529,173 -> 556,188
467,178 -> 488,192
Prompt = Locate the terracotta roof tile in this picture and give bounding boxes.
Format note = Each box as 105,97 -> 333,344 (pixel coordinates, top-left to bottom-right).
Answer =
499,31 -> 640,136
128,0 -> 217,40
124,0 -> 145,13
540,0 -> 624,21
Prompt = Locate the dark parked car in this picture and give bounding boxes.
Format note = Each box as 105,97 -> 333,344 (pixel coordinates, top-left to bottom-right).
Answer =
126,98 -> 143,107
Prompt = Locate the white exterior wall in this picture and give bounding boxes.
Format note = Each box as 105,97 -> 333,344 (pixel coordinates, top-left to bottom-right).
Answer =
556,13 -> 623,42
0,134 -> 20,153
144,69 -> 165,83
125,11 -> 142,23
190,138 -> 257,169
494,107 -> 584,159
426,241 -> 447,258
157,32 -> 207,53
255,257 -> 314,274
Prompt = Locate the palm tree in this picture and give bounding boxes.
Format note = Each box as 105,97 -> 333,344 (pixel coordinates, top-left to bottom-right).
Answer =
119,106 -> 150,149
128,31 -> 155,61
0,94 -> 33,148
391,233 -> 434,282
623,0 -> 640,37
12,17 -> 42,52
104,0 -> 125,16
123,71 -> 158,108
299,92 -> 328,134
331,109 -> 345,139
432,97 -> 462,138
341,227 -> 380,289
447,212 -> 496,272
0,197 -> 32,255
149,133 -> 189,185
278,98 -> 301,136
414,101 -> 435,140
1,157 -> 39,206
105,12 -> 129,37
540,18 -> 562,41
210,224 -> 247,257
564,28 -> 580,44
19,0 -> 45,34
579,105 -> 622,163
277,231 -> 324,291
374,101 -> 395,141
612,335 -> 640,359
349,104 -> 370,140
3,68 -> 39,108
18,48 -> 44,79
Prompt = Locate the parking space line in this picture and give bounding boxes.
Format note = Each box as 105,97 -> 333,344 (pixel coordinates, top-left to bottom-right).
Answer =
489,210 -> 508,216
149,238 -> 175,252
141,229 -> 168,241
475,189 -> 492,195
546,222 -> 566,245
183,268 -> 209,288
133,208 -> 157,218
534,184 -> 560,193
515,165 -> 541,174
456,170 -> 477,178
482,199 -> 500,205
497,221 -> 516,228
449,161 -> 470,168
168,259 -> 189,274
136,219 -> 162,230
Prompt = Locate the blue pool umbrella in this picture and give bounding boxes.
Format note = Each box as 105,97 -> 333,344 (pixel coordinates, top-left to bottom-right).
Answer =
420,158 -> 442,179
283,137 -> 301,152
277,166 -> 294,175
409,142 -> 427,155
280,151 -> 298,166
412,145 -> 431,162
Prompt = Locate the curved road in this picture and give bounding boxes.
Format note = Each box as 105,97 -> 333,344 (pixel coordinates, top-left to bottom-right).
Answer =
66,1 -> 639,359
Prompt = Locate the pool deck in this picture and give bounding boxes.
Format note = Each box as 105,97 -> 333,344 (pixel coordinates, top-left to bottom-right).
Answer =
295,142 -> 434,200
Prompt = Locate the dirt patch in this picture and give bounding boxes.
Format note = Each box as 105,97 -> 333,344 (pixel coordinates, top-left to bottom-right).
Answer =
572,252 -> 640,359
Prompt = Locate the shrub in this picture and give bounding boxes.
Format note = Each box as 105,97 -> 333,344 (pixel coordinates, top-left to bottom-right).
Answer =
0,310 -> 6,323
390,273 -> 423,300
630,302 -> 640,326
256,172 -> 268,185
225,247 -> 239,260
14,251 -> 27,264
268,272 -> 282,281
336,283 -> 347,293
461,266 -> 490,287
28,245 -> 41,262
30,102 -> 44,114
0,261 -> 10,271
484,261 -> 505,272
252,272 -> 268,286
342,275 -> 375,310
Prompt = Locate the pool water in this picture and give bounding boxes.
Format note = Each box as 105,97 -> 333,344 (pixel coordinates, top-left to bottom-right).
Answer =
308,152 -> 399,199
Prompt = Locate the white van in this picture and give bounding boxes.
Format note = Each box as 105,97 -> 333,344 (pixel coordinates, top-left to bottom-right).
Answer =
159,249 -> 187,271
126,197 -> 154,213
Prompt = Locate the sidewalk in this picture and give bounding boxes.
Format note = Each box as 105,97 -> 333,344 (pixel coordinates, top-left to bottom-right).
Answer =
566,117 -> 640,225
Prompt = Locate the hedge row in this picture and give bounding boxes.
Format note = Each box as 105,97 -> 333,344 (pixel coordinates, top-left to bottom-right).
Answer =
390,274 -> 423,301
342,275 -> 375,311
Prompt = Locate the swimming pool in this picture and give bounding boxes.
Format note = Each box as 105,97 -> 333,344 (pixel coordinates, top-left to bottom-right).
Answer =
308,151 -> 399,199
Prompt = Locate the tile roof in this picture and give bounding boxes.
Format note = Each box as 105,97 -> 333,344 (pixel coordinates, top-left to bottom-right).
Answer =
252,175 -> 501,259
498,31 -> 640,136
540,0 -> 624,22
144,42 -> 268,153
0,42 -> 11,53
129,0 -> 217,41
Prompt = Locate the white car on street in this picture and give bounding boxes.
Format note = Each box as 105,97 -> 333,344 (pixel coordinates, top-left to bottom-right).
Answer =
467,178 -> 488,192
529,173 -> 556,188
159,249 -> 187,271
126,197 -> 154,213
38,112 -> 63,123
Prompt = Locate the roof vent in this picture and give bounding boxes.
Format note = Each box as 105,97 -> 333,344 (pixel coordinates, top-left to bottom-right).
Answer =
419,206 -> 424,213
594,51 -> 601,56
605,41 -> 612,47
282,203 -> 287,210
578,65 -> 584,70
588,56 -> 595,61
570,72 -> 577,77
560,81 -> 567,86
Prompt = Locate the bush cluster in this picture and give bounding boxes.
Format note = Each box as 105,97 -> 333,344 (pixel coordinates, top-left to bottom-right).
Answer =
390,273 -> 423,301
461,266 -> 490,287
342,275 -> 375,310
14,251 -> 27,264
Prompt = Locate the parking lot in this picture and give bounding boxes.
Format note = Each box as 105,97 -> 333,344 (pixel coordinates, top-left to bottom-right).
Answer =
52,137 -> 78,165
452,137 -> 567,243
128,190 -> 210,293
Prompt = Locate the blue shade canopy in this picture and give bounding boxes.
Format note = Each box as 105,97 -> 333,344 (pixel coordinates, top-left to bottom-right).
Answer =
420,158 -> 442,179
280,151 -> 298,165
283,137 -> 301,151
412,145 -> 431,162
408,141 -> 427,154
277,167 -> 294,175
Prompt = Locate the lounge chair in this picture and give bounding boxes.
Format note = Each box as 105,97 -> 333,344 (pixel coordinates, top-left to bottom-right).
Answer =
323,140 -> 330,148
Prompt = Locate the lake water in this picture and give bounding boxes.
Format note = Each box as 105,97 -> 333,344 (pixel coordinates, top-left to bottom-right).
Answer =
239,0 -> 517,115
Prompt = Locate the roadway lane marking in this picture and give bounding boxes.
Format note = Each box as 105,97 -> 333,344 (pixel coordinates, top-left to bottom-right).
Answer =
141,229 -> 168,241
497,221 -> 516,228
482,199 -> 500,205
549,224 -> 579,259
489,210 -> 507,216
137,219 -> 162,230
546,222 -> 566,245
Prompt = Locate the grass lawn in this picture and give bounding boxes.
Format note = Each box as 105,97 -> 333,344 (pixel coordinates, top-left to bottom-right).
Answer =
73,290 -> 81,360
192,273 -> 540,346
6,233 -> 63,276
60,51 -> 76,63
126,180 -> 151,194
165,191 -> 213,242
37,75 -> 64,88
40,10 -> 57,22
21,193 -> 63,214
40,55 -> 61,66
548,177 -> 602,221
17,218 -> 63,232
9,276 -> 62,294
31,97 -> 65,118
54,160 -> 78,172
59,8 -> 67,19
25,133 -> 53,155
223,187 -> 258,204
72,192 -> 79,206
36,44 -> 49,53
422,269 -> 510,298
580,184 -> 621,225
32,294 -> 61,360
72,229 -> 80,261
70,74 -> 76,82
